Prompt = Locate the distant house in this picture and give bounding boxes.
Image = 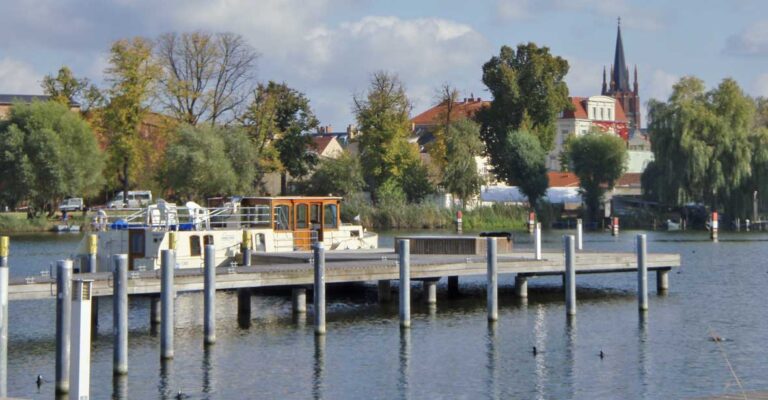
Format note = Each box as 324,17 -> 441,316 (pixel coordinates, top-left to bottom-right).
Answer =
311,135 -> 344,159
0,94 -> 81,120
410,95 -> 489,138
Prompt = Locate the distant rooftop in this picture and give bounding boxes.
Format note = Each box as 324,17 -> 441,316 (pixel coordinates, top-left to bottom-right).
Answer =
0,94 -> 80,107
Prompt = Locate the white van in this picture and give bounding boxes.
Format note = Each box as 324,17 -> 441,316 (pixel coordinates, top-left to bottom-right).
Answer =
107,191 -> 152,209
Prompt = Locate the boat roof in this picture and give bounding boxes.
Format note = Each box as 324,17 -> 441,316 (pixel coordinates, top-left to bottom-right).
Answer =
227,196 -> 343,201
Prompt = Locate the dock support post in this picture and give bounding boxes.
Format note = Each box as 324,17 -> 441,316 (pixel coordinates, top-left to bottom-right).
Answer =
55,259 -> 72,394
313,243 -> 326,335
564,235 -> 576,316
160,250 -> 175,359
399,239 -> 411,329
576,219 -> 583,250
487,238 -> 498,322
637,234 -> 648,311
113,255 -> 128,375
657,270 -> 669,293
447,276 -> 459,297
423,280 -> 437,305
70,279 -> 93,400
514,275 -> 528,298
150,296 -> 161,326
0,237 -> 8,397
377,280 -> 392,303
237,289 -> 251,329
204,245 -> 216,345
292,287 -> 307,314
535,222 -> 542,260
87,234 -> 98,337
242,230 -> 252,267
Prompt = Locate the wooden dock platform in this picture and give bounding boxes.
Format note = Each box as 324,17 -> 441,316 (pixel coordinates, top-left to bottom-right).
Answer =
7,249 -> 680,301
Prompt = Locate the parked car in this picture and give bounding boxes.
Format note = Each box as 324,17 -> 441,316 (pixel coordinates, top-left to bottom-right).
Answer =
59,198 -> 84,212
107,191 -> 152,209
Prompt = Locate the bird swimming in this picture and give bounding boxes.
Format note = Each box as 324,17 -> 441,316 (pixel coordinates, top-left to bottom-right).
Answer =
599,350 -> 605,359
532,346 -> 537,356
36,374 -> 44,388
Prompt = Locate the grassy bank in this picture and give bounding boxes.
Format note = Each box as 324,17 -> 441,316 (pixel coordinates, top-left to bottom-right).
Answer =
0,212 -> 89,233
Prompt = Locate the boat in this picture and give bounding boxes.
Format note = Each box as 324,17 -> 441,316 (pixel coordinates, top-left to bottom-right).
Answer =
665,219 -> 681,231
54,224 -> 81,233
77,196 -> 378,271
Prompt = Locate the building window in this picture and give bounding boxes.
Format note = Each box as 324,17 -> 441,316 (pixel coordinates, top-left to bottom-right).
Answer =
600,108 -> 604,120
592,107 -> 596,119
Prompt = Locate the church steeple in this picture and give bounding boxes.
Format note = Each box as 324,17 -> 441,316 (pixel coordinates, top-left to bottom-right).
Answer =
612,17 -> 630,93
602,66 -> 607,94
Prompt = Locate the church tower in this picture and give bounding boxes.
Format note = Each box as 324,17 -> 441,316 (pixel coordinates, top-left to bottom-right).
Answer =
601,19 -> 641,132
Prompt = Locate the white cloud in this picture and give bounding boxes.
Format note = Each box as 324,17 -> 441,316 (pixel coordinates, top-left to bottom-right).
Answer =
725,20 -> 768,56
0,58 -> 43,94
495,0 -> 665,31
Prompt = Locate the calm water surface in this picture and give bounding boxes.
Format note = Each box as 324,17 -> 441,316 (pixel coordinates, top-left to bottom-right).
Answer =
5,229 -> 768,399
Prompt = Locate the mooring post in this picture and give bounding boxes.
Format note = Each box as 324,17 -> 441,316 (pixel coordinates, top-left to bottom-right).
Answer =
0,236 -> 8,397
399,239 -> 411,329
87,234 -> 99,338
514,275 -> 528,298
204,245 -> 216,345
576,219 -> 583,250
736,217 -> 741,232
564,235 -> 576,316
657,270 -> 669,293
160,249 -> 175,359
423,280 -> 437,305
528,211 -> 535,234
377,280 -> 392,303
55,259 -> 73,394
292,287 -> 307,314
242,230 -> 252,267
612,217 -> 620,236
487,237 -> 498,322
637,234 -> 648,311
113,255 -> 128,375
456,210 -> 463,234
313,243 -> 326,335
70,279 -> 93,400
711,211 -> 719,241
535,222 -> 542,260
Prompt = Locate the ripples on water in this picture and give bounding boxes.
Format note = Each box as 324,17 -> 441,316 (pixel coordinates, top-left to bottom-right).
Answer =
5,230 -> 768,399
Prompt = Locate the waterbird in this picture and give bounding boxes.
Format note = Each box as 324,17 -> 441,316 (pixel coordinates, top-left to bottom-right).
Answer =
36,374 -> 44,388
532,346 -> 537,356
176,389 -> 189,399
599,350 -> 605,359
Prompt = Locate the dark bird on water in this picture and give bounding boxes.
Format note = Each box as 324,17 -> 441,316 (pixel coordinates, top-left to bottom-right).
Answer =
532,346 -> 537,356
36,374 -> 44,388
176,389 -> 190,399
599,350 -> 605,359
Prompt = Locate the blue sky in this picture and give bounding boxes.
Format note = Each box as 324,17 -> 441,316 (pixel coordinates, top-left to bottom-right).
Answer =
0,0 -> 766,128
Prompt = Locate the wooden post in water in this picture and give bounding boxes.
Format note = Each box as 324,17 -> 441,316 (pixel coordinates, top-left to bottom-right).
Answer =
313,243 -> 326,335
0,236 -> 8,397
576,219 -> 583,250
564,236 -> 576,316
399,239 -> 411,329
112,255 -> 128,375
204,245 -> 216,345
160,250 -> 175,359
486,237 -> 498,322
55,259 -> 73,394
535,222 -> 542,260
637,234 -> 648,311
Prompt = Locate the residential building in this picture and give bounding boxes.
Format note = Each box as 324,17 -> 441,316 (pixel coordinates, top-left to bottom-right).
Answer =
311,135 -> 344,159
0,94 -> 81,119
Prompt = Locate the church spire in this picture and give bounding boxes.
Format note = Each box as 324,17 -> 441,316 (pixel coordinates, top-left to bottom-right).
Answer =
633,65 -> 638,94
602,66 -> 607,94
612,17 -> 630,92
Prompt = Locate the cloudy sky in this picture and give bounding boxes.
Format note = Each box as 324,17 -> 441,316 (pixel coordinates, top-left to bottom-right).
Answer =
1,0 -> 766,128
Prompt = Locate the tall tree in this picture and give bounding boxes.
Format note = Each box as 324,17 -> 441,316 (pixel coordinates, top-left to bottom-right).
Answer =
427,84 -> 461,171
0,102 -> 103,215
353,71 -> 421,201
501,130 -> 549,208
303,152 -> 365,197
42,66 -> 104,112
568,131 -> 628,222
102,37 -> 161,203
155,31 -> 258,125
442,119 -> 484,207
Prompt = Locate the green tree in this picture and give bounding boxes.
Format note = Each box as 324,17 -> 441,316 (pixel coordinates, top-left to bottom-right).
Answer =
442,119 -> 483,207
42,66 -> 89,106
568,131 -> 628,222
160,125 -> 239,200
426,84 -> 461,172
102,37 -> 161,202
303,152 -> 365,196
499,130 -> 549,208
400,159 -> 434,203
477,43 -> 570,153
0,102 -> 103,215
353,71 -> 421,201
222,127 -> 258,195
644,77 -> 753,213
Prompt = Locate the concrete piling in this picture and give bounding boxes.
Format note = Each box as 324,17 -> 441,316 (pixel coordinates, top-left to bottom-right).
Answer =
377,280 -> 392,303
576,219 -> 583,250
487,237 -> 498,322
242,230 -> 252,267
70,279 -> 93,400
313,243 -> 326,335
514,275 -> 528,298
292,287 -> 307,314
204,245 -> 216,345
150,296 -> 161,326
55,259 -> 73,394
87,235 -> 99,337
0,236 -> 8,397
535,222 -> 542,260
399,239 -> 411,329
160,250 -> 175,359
564,236 -> 576,316
657,270 -> 669,292
423,280 -> 437,305
637,234 -> 648,311
112,255 -> 128,375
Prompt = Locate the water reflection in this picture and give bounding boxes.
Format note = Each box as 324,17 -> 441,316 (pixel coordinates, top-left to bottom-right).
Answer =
638,312 -> 649,398
565,315 -> 577,399
112,373 -> 128,400
202,346 -> 214,396
312,334 -> 325,400
159,359 -> 173,400
398,329 -> 411,400
533,304 -> 548,400
485,322 -> 499,400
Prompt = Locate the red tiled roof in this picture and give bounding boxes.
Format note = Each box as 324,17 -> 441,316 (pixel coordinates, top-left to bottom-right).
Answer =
548,172 -> 580,187
616,173 -> 641,187
311,135 -> 336,154
411,98 -> 490,126
561,97 -> 628,122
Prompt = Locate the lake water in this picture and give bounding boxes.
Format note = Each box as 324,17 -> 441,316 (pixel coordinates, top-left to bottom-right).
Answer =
5,229 -> 768,399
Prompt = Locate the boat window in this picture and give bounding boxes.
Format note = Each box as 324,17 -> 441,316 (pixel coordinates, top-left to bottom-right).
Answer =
310,204 -> 321,226
247,205 -> 271,227
274,205 -> 291,231
190,235 -> 201,256
296,204 -> 308,229
323,204 -> 338,229
203,235 -> 214,245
